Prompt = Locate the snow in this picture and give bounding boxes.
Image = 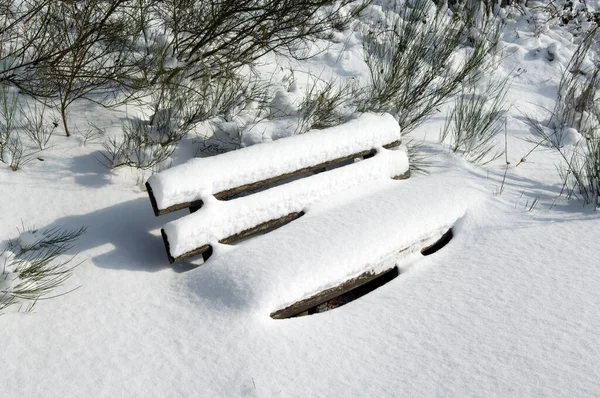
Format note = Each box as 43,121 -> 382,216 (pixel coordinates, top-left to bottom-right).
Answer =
17,230 -> 43,249
201,169 -> 476,314
0,251 -> 25,301
0,272 -> 19,293
0,251 -> 17,288
2,2 -> 600,397
269,87 -> 301,117
163,147 -> 409,259
147,112 -> 401,212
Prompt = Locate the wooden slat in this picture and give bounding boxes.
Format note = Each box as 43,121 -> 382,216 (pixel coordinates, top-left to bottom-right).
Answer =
161,229 -> 211,264
161,165 -> 409,263
163,211 -> 305,263
421,229 -> 453,256
270,227 -> 454,319
212,141 -> 402,200
146,183 -> 204,217
303,266 -> 400,316
219,211 -> 305,245
393,169 -> 410,180
147,140 -> 402,216
270,266 -> 396,319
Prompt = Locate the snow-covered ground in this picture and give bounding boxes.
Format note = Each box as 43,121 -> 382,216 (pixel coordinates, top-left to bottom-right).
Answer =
2,1 -> 600,397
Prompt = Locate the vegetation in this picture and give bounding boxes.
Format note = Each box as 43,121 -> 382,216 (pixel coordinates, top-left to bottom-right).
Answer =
526,26 -> 600,206
357,0 -> 503,133
440,77 -> 509,164
3,0 -> 599,209
1,226 -> 86,313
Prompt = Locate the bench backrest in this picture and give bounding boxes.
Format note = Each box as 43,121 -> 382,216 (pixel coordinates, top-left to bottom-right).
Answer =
146,113 -> 402,216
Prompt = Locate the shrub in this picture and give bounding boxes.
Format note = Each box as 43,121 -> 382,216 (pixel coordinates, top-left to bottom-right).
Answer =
0,84 -> 20,166
440,77 -> 508,164
548,25 -> 600,141
99,118 -> 177,171
0,84 -> 39,171
525,26 -> 600,206
139,0 -> 366,85
4,0 -> 136,137
2,0 -> 364,140
357,0 -> 503,133
21,99 -> 58,150
297,79 -> 354,134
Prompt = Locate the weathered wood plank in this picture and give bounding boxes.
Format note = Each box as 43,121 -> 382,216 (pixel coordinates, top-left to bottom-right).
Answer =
146,182 -> 204,217
214,141 -> 402,200
270,227 -> 454,319
161,164 -> 410,264
393,169 -> 410,180
161,229 -> 212,264
270,266 -> 396,319
164,211 -> 305,263
305,266 -> 400,316
421,228 -> 453,256
220,211 -> 305,245
147,140 -> 402,216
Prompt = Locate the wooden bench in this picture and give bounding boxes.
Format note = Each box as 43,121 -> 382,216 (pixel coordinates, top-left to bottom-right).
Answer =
146,113 -> 410,264
145,113 -> 464,318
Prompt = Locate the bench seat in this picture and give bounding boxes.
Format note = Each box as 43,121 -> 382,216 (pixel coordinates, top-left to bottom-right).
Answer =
180,171 -> 474,319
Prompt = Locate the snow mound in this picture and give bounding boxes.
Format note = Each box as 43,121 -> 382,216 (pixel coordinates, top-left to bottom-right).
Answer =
184,169 -> 482,314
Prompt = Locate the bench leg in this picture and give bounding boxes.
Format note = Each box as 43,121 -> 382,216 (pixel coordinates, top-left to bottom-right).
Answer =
189,203 -> 203,213
201,245 -> 213,262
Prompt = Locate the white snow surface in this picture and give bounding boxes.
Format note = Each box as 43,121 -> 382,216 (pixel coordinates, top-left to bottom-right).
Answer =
0,251 -> 23,298
163,147 -> 409,258
147,112 -> 400,211
3,158 -> 600,397
3,3 -> 600,397
203,171 -> 475,314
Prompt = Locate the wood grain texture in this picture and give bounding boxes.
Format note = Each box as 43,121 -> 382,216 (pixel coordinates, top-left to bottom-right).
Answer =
161,229 -> 212,264
146,182 -> 204,217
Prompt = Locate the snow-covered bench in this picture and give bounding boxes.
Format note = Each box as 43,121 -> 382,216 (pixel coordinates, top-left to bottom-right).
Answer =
146,113 -> 409,264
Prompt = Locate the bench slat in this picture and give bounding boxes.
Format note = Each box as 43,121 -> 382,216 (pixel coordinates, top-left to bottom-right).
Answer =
146,113 -> 401,216
212,141 -> 401,200
270,266 -> 396,319
161,211 -> 305,263
146,141 -> 401,216
269,228 -> 452,319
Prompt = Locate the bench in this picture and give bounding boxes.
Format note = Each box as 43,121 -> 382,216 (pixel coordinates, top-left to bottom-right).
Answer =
145,112 -> 464,318
146,112 -> 410,264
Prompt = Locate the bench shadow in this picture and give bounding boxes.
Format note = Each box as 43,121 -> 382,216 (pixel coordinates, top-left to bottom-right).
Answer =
69,153 -> 112,188
37,197 -> 185,273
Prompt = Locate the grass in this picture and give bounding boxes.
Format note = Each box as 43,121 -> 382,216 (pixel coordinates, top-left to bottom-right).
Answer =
297,78 -> 353,134
440,77 -> 509,164
1,226 -> 86,313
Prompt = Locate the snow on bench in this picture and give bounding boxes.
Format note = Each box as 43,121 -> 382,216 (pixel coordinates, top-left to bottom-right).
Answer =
162,147 -> 409,262
146,113 -> 402,216
270,228 -> 453,319
184,171 -> 476,319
